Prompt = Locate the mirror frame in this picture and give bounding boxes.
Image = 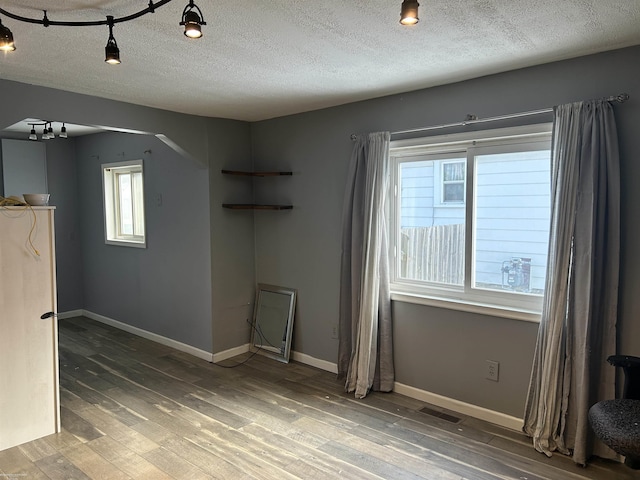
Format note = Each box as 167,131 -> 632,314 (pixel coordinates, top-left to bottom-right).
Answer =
250,284 -> 297,363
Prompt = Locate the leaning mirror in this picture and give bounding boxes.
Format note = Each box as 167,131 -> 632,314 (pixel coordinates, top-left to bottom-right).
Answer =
251,284 -> 296,363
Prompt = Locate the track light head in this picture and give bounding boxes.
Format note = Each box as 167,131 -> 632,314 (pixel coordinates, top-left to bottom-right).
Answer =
42,125 -> 49,140
29,127 -> 37,141
181,1 -> 206,38
183,11 -> 202,38
48,124 -> 55,139
60,124 -> 67,139
104,16 -> 121,64
400,0 -> 420,26
0,18 -> 16,51
105,41 -> 120,64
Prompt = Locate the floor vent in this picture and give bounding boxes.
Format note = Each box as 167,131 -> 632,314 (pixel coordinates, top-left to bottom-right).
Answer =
419,406 -> 461,424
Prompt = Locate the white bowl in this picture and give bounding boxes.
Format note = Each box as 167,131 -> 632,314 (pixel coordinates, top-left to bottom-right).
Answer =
23,193 -> 50,206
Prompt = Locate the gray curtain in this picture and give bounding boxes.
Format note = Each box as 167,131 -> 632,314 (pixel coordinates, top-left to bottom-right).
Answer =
523,100 -> 620,465
338,132 -> 394,398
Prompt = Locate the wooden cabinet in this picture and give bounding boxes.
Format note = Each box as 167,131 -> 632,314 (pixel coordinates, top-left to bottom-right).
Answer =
0,207 -> 59,451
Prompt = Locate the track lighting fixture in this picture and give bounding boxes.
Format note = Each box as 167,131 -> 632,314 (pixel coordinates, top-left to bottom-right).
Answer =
180,0 -> 206,39
0,18 -> 15,51
0,1 -> 205,64
104,16 -> 121,65
400,0 -> 420,26
27,122 -> 69,141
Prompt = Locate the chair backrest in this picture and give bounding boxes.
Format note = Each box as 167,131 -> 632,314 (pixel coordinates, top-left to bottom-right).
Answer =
608,355 -> 640,400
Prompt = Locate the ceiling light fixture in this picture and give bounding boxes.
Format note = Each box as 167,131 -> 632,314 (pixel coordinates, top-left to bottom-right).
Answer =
0,17 -> 15,51
0,1 -> 205,64
180,0 -> 206,39
105,16 -> 121,65
27,122 -> 69,141
400,0 -> 420,26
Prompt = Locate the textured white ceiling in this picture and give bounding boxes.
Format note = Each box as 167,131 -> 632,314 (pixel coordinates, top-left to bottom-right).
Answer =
1,0 -> 639,121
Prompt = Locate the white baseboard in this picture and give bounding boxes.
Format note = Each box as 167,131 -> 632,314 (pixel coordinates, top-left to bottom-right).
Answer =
286,353 -> 520,431
213,344 -> 250,363
57,309 -> 84,320
291,351 -> 338,374
82,310 -> 214,362
393,382 -> 524,431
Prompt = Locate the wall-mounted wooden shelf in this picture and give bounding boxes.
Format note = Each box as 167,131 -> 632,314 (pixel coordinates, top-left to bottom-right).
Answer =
222,204 -> 293,210
221,169 -> 293,210
221,170 -> 292,177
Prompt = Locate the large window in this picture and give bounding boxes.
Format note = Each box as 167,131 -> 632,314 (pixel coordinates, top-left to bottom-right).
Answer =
390,125 -> 552,314
102,159 -> 146,248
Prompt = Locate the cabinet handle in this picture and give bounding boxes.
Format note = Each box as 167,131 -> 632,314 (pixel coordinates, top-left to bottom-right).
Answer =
41,311 -> 57,319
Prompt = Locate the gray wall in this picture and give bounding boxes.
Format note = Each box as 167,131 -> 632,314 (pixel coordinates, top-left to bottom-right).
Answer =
1,139 -> 47,197
393,303 -> 540,415
0,82 -> 255,355
74,132 -> 214,351
249,46 -> 640,417
208,118 -> 256,353
0,80 -> 209,167
46,138 -> 84,312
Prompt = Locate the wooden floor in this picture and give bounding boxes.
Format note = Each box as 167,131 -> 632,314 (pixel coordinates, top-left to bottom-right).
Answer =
1,317 -> 636,480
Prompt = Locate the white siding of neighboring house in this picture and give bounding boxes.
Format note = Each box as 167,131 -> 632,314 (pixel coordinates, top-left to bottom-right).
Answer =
400,161 -> 436,227
475,151 -> 550,292
400,157 -> 466,228
398,151 -> 550,292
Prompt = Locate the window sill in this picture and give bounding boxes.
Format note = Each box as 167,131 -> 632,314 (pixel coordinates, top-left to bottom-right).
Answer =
390,291 -> 541,323
105,239 -> 146,249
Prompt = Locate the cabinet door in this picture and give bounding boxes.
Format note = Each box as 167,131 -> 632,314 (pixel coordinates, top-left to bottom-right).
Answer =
0,208 -> 59,451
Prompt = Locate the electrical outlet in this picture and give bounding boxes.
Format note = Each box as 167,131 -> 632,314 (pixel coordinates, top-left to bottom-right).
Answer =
486,360 -> 499,381
331,324 -> 338,339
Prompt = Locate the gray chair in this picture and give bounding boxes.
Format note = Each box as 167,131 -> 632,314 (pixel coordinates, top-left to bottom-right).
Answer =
588,355 -> 640,469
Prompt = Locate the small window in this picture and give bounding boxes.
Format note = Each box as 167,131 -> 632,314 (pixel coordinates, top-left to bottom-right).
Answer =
441,161 -> 465,203
102,159 -> 146,248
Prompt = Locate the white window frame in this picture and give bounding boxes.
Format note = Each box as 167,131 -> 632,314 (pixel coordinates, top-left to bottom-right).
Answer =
436,160 -> 466,205
389,124 -> 553,321
102,159 -> 146,248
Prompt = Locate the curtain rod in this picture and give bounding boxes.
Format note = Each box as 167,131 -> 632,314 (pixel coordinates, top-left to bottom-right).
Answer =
350,93 -> 630,140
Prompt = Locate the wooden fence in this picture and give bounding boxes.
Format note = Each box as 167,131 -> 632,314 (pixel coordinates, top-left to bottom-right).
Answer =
400,224 -> 465,284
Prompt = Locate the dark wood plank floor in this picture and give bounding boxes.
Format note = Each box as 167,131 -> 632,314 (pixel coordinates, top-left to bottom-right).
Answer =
1,316 -> 636,479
